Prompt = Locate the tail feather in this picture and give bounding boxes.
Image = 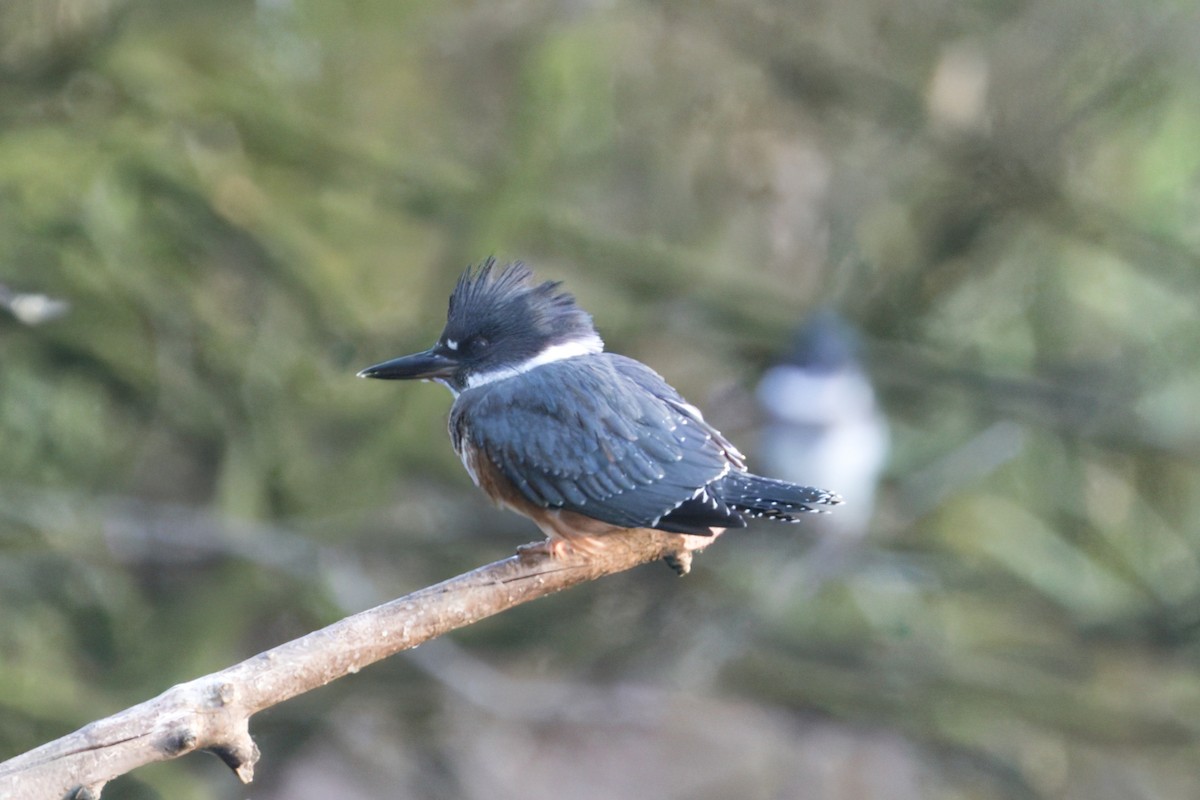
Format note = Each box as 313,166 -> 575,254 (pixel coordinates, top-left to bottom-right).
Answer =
717,472 -> 842,522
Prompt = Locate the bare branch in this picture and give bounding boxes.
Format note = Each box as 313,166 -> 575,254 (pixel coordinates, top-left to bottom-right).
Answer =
0,532 -> 693,800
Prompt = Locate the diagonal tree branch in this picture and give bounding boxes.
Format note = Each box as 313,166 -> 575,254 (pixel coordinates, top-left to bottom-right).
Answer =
0,531 -> 698,800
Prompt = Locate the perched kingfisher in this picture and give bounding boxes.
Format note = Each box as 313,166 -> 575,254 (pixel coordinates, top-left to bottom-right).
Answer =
359,259 -> 841,572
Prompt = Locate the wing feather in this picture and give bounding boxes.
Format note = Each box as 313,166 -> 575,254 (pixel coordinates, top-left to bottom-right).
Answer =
450,354 -> 744,533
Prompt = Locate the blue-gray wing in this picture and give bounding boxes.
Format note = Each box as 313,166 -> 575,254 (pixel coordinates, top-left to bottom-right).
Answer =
450,354 -> 747,534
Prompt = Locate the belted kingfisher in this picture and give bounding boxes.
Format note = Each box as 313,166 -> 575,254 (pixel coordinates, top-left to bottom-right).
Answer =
756,310 -> 888,537
359,259 -> 841,572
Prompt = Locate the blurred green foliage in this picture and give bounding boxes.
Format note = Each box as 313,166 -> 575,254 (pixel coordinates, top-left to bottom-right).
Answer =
3,0 -> 1200,798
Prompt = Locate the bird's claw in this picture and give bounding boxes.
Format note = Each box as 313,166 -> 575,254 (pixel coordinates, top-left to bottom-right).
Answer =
662,551 -> 693,576
516,538 -> 573,562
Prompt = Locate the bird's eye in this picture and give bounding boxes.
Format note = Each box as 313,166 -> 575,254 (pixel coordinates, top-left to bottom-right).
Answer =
467,335 -> 490,352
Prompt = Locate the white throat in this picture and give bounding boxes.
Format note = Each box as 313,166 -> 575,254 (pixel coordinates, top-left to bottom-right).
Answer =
464,334 -> 604,390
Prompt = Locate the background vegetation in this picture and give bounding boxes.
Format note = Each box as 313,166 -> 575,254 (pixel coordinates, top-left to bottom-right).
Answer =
3,0 -> 1199,797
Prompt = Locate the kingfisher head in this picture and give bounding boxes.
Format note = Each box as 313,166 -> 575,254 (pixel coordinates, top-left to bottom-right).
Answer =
358,258 -> 604,395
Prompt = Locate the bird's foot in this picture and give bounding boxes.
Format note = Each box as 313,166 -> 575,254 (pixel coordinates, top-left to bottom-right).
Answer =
516,537 -> 575,562
515,533 -> 619,564
662,551 -> 693,576
660,530 -> 723,576
517,530 -> 716,576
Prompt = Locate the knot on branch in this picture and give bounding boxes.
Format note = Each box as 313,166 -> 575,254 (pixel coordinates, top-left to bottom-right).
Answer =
162,728 -> 198,756
207,682 -> 236,708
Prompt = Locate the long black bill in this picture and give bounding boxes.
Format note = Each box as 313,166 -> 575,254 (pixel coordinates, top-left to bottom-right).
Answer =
357,348 -> 458,380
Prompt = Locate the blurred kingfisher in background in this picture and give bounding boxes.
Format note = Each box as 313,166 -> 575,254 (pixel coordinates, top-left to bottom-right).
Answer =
756,310 -> 888,538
